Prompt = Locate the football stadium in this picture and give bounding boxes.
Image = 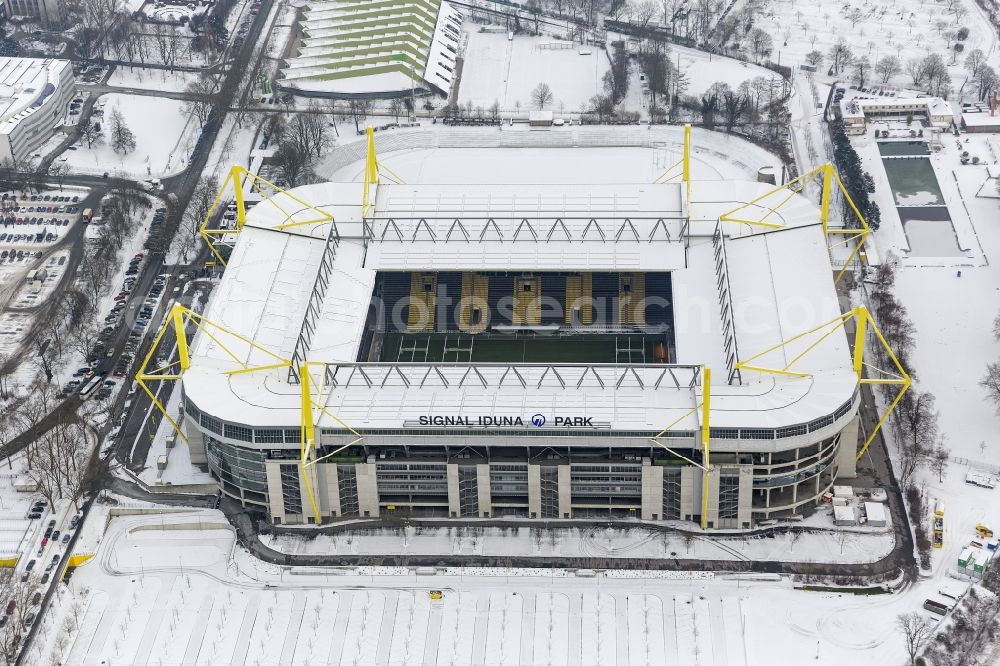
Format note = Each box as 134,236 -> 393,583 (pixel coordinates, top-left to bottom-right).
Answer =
142,128 -> 907,530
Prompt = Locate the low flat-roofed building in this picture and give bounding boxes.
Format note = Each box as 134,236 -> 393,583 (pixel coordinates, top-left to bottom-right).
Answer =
840,95 -> 953,134
961,104 -> 1000,133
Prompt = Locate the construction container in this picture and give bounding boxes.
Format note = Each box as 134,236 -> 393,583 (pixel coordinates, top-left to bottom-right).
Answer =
864,501 -> 887,527
833,504 -> 856,526
958,547 -> 974,568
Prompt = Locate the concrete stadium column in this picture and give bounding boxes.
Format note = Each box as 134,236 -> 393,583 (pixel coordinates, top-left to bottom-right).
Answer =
680,466 -> 698,522
264,461 -> 286,524
641,461 -> 664,520
447,464 -> 461,518
184,422 -> 207,464
557,464 -> 572,519
528,464 -> 541,518
737,466 -> 753,528
355,463 -> 380,518
705,467 -> 721,529
476,464 -> 492,518
299,463 -> 321,523
835,416 -> 861,479
321,463 -> 341,517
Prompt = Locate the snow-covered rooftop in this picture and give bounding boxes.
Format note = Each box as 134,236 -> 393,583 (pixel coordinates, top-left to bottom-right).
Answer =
280,0 -> 462,96
182,175 -> 855,439
839,95 -> 954,122
0,57 -> 70,134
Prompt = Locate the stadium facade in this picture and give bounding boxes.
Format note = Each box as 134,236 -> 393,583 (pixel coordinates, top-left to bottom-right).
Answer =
155,134 -> 900,530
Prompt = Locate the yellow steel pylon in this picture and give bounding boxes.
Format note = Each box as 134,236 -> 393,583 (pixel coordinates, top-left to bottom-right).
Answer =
299,362 -> 364,525
136,303 -> 293,444
199,165 -> 336,267
650,365 -> 712,529
361,125 -> 405,218
734,306 -> 910,461
653,123 -> 692,205
718,163 -> 871,283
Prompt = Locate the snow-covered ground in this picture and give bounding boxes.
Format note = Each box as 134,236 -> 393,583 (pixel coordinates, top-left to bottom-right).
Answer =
756,0 -> 996,99
61,94 -> 198,179
106,66 -> 202,93
18,507 -> 979,666
669,42 -> 782,97
459,27 -> 609,113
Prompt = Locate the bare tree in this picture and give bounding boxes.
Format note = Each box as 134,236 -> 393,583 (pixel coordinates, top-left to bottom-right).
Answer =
272,141 -> 313,188
965,48 -> 987,78
875,55 -> 901,84
388,98 -> 404,123
109,107 -> 136,155
930,440 -> 949,482
183,75 -> 217,128
828,39 -> 854,75
78,121 -> 101,149
894,391 -> 938,486
346,99 -> 373,134
721,88 -> 746,132
748,28 -> 773,63
896,612 -> 931,666
0,569 -> 36,663
981,361 -> 1000,413
852,56 -> 871,87
27,421 -> 92,510
531,82 -> 554,110
178,175 -> 219,263
805,50 -> 824,67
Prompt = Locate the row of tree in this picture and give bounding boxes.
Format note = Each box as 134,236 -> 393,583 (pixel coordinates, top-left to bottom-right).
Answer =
830,120 -> 882,230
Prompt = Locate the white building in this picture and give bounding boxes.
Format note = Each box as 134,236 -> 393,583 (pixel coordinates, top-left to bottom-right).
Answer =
0,57 -> 73,164
840,96 -> 954,135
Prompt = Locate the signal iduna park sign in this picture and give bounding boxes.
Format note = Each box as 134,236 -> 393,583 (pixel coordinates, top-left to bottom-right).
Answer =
413,414 -> 597,428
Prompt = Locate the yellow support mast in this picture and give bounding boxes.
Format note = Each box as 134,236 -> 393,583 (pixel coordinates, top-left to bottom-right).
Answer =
298,362 -> 364,525
700,366 -> 711,530
718,162 -> 872,283
361,125 -> 405,219
648,365 -> 713,530
653,123 -> 693,196
734,306 -> 910,462
136,303 -> 294,444
199,165 -> 336,267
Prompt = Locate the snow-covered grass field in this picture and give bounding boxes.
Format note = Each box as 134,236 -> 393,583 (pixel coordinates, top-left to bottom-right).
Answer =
106,66 -> 202,93
459,27 -> 609,113
61,94 -> 198,179
672,43 -> 782,97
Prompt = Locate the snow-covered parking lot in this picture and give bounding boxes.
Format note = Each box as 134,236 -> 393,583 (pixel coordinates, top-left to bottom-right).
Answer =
22,507 -> 983,666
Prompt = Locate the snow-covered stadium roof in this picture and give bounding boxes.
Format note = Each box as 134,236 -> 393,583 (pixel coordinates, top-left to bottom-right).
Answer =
280,0 -> 462,97
181,178 -> 855,444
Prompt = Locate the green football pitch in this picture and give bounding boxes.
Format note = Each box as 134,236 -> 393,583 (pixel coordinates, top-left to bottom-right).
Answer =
379,332 -> 665,363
